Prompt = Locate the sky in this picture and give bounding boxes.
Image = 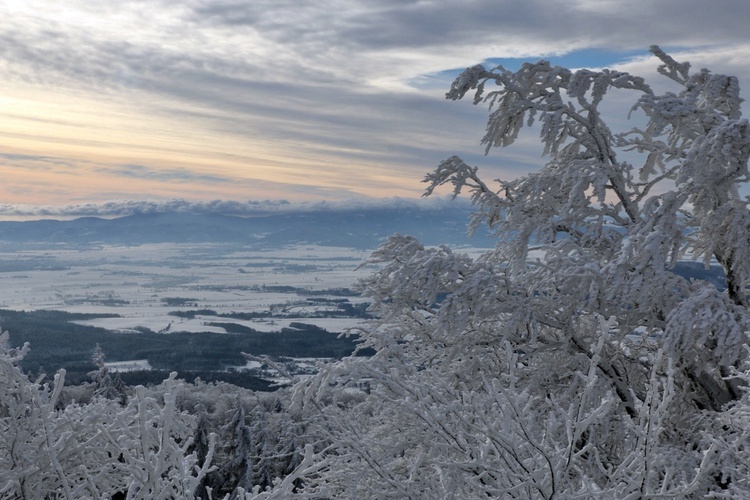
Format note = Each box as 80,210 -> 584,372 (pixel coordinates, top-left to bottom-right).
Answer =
1,0 -> 750,218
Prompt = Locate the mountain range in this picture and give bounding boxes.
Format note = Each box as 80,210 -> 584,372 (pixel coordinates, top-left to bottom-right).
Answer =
0,205 -> 494,249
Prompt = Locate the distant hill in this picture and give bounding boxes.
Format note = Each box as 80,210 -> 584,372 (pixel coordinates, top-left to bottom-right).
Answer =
0,205 -> 495,249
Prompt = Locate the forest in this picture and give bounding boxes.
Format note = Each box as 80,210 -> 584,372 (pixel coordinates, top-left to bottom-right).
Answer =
4,46 -> 750,498
2,304 -> 369,386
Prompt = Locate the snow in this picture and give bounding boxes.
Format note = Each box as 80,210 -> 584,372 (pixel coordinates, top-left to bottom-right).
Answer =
0,243 -> 376,334
104,359 -> 152,372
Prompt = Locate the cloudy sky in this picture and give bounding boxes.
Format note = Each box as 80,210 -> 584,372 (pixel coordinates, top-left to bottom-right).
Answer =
1,0 -> 749,217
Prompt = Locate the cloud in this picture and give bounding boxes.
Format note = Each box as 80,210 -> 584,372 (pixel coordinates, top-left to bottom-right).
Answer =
0,0 -> 748,207
95,164 -> 233,184
0,152 -> 81,172
0,196 -> 469,218
0,153 -> 49,162
6,1 -> 748,101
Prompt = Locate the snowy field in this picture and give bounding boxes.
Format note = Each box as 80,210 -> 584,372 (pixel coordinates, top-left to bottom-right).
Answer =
105,359 -> 152,373
0,243 -> 374,334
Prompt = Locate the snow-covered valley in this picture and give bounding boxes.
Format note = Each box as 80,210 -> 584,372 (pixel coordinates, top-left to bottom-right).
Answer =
0,242 -> 373,333
0,241 -> 389,386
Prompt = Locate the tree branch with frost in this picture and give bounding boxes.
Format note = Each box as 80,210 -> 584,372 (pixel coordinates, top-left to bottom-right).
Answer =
291,47 -> 750,497
443,60 -> 653,224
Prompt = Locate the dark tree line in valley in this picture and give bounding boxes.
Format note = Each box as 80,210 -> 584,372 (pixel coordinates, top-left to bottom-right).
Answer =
1,309 -> 366,387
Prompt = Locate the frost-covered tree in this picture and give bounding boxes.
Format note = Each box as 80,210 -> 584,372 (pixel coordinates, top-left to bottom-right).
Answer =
0,332 -> 128,498
217,395 -> 256,496
287,46 -> 750,497
89,343 -> 129,405
0,335 -> 216,499
113,374 -> 217,499
248,396 -> 308,492
425,45 -> 750,412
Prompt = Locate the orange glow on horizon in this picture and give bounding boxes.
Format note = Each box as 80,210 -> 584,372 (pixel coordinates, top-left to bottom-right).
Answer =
0,84 -> 425,205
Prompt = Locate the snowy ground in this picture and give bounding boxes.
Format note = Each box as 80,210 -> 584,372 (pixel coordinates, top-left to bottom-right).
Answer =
105,359 -> 153,372
0,243 -> 373,334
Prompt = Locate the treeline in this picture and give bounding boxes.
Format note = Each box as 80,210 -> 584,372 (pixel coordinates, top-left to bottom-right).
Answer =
1,309 -> 365,387
189,284 -> 360,297
170,298 -> 372,320
117,369 -> 274,391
